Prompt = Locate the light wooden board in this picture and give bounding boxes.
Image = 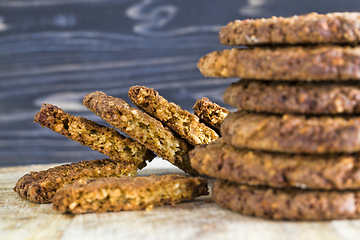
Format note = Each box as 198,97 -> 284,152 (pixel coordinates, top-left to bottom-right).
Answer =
1,158 -> 360,240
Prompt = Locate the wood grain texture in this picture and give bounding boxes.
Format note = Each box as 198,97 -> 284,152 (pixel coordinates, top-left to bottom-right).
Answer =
1,0 -> 360,167
1,161 -> 360,240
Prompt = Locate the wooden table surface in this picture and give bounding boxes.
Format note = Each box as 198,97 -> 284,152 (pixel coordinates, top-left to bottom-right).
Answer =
2,160 -> 360,240
2,0 -> 360,239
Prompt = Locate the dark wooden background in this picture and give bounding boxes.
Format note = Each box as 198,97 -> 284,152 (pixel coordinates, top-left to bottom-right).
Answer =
1,0 -> 360,167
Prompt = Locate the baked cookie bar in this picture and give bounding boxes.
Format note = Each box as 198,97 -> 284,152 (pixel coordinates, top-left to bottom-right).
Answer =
212,180 -> 360,220
221,111 -> 360,154
128,86 -> 219,145
52,174 -> 208,213
14,159 -> 138,203
198,45 -> 360,81
34,103 -> 155,169
193,97 -> 229,134
190,139 -> 360,190
224,80 -> 360,115
219,12 -> 360,46
83,91 -> 198,175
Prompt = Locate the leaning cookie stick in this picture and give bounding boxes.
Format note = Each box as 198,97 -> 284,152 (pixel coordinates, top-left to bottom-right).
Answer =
83,91 -> 198,175
34,103 -> 155,169
52,174 -> 208,213
14,159 -> 138,203
193,97 -> 229,134
128,86 -> 219,145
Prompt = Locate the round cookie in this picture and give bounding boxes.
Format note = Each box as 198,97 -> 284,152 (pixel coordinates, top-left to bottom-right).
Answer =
223,80 -> 360,114
221,111 -> 360,154
219,12 -> 360,46
197,45 -> 360,81
190,139 -> 360,190
212,180 -> 360,220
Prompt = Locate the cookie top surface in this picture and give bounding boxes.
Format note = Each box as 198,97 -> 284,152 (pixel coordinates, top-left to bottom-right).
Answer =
190,139 -> 360,190
212,180 -> 360,220
224,80 -> 360,115
219,12 -> 360,46
198,45 -> 360,81
221,111 -> 360,154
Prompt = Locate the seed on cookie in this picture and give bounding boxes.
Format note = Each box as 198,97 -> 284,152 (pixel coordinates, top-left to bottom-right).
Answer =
34,103 -> 154,169
14,159 -> 138,203
52,174 -> 208,213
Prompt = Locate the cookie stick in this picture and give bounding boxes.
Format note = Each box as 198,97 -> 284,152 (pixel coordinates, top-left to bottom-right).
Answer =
34,103 -> 155,169
221,111 -> 360,154
193,97 -> 229,134
83,91 -> 198,175
52,174 -> 209,213
14,159 -> 138,203
128,86 -> 219,145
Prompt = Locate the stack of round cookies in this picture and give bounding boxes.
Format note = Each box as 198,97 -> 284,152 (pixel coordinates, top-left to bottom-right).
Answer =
190,12 -> 360,220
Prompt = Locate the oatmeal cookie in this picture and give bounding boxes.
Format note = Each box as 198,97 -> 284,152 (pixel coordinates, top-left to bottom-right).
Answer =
212,180 -> 360,220
128,86 -> 219,145
83,91 -> 198,175
223,80 -> 360,114
219,12 -> 360,46
190,139 -> 360,190
221,111 -> 360,154
14,159 -> 138,203
193,97 -> 229,134
52,174 -> 208,213
34,103 -> 154,169
197,45 -> 360,81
